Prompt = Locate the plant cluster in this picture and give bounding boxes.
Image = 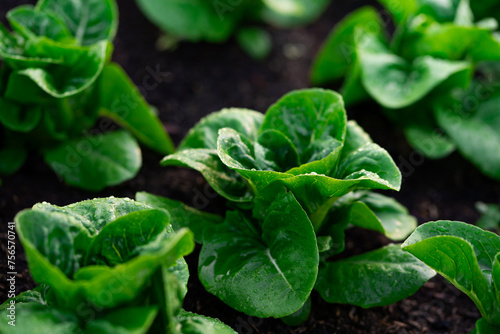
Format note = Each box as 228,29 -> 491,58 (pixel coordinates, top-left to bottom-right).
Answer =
136,0 -> 331,59
0,197 -> 236,333
311,0 -> 500,180
1,0 -> 500,333
0,0 -> 174,191
138,88 -> 435,322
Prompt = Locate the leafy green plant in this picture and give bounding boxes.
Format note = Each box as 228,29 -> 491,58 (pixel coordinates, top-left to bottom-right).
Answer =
139,88 -> 435,321
0,0 -> 174,191
135,0 -> 330,59
311,0 -> 500,180
0,197 -> 236,334
403,221 -> 500,333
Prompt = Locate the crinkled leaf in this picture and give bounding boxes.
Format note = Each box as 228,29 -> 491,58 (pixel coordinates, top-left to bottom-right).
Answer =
316,244 -> 435,307
0,286 -> 49,311
33,196 -> 152,235
402,221 -> 500,320
178,108 -> 263,151
199,189 -> 318,318
261,89 -> 346,172
217,127 -> 291,190
16,208 -> 91,278
7,5 -> 74,43
84,209 -> 170,266
97,63 -> 174,154
334,143 -> 401,189
44,130 -> 141,191
37,0 -> 118,45
136,191 -> 224,244
17,40 -> 111,98
161,148 -> 253,202
17,199 -> 194,310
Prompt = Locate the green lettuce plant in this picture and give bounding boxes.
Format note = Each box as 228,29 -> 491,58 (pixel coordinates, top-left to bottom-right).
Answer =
139,88 -> 435,322
0,0 -> 174,191
135,0 -> 330,59
311,0 -> 500,180
403,221 -> 500,334
0,197 -> 235,334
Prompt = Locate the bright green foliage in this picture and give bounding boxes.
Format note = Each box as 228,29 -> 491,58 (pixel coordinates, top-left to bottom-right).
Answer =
311,0 -> 500,180
0,0 -> 174,191
403,221 -> 500,333
0,197 -> 236,334
135,0 -> 330,59
143,89 -> 430,320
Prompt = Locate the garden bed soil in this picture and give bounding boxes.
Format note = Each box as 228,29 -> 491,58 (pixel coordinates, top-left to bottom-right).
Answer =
1,0 -> 499,333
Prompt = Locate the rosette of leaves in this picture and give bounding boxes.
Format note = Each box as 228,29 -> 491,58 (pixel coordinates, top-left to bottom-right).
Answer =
0,197 -> 236,334
403,221 -> 500,334
135,0 -> 330,60
138,89 -> 435,322
311,0 -> 500,180
0,0 -> 174,191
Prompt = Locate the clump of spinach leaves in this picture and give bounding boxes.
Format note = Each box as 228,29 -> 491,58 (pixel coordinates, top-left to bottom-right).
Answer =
403,221 -> 500,334
135,0 -> 330,59
311,0 -> 500,180
0,197 -> 236,334
0,0 -> 174,191
139,88 -> 435,322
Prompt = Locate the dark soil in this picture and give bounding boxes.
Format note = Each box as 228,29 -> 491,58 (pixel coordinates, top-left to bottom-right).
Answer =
1,0 -> 499,333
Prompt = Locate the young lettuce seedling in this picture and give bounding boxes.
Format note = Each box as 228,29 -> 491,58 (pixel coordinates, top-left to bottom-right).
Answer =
0,0 -> 174,191
403,221 -> 500,334
135,0 -> 330,59
139,88 -> 435,321
311,0 -> 500,180
0,197 -> 236,334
